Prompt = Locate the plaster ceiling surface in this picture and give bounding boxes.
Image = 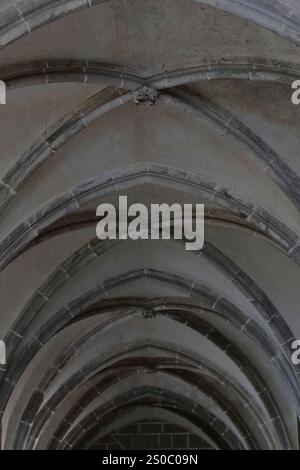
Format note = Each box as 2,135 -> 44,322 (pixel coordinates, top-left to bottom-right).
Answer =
0,0 -> 300,450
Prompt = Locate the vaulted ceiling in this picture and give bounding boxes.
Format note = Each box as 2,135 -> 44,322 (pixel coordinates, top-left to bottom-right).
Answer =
1,0 -> 300,450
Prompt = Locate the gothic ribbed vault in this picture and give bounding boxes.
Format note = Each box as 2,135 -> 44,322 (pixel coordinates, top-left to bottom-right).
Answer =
0,0 -> 300,450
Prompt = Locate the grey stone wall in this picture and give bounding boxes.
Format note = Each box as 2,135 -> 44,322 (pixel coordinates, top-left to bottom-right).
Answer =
93,421 -> 209,450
